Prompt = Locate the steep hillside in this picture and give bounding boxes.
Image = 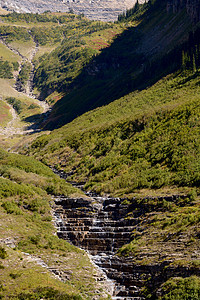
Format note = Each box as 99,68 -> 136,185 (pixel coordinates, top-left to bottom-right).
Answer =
1,1 -> 200,298
35,0 -> 199,129
24,67 -> 200,298
21,2 -> 200,294
24,69 -> 200,196
0,149 -> 111,299
0,11 -> 123,148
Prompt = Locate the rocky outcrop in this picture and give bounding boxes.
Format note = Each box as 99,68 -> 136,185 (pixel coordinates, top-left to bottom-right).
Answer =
52,191 -> 198,298
186,0 -> 200,22
0,0 -> 142,21
52,195 -> 139,298
167,0 -> 200,22
52,196 -> 134,255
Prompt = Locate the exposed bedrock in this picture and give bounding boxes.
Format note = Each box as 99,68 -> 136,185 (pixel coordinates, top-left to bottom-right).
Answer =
52,192 -> 195,298
53,196 -> 135,255
0,0 -> 143,21
167,0 -> 200,22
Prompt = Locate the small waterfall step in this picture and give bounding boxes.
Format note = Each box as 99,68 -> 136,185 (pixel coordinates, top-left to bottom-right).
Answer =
51,193 -> 142,298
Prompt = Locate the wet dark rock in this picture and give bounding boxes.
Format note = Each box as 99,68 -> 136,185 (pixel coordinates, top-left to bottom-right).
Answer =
52,193 -> 190,298
52,195 -> 136,255
51,169 -> 195,298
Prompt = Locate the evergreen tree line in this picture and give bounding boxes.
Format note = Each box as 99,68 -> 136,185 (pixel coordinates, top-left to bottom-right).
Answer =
181,27 -> 200,72
117,0 -> 155,22
138,26 -> 200,90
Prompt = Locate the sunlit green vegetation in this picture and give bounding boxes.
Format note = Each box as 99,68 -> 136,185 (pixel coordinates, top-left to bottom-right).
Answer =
0,11 -> 122,104
0,148 -> 105,299
159,276 -> 200,300
18,61 -> 32,88
6,97 -> 23,114
0,25 -> 31,42
0,59 -> 13,78
1,2 -> 200,299
26,70 -> 200,196
0,42 -> 20,62
0,148 -> 81,196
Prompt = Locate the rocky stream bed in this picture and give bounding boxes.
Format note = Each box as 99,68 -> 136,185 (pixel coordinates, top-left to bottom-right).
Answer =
50,169 -> 200,299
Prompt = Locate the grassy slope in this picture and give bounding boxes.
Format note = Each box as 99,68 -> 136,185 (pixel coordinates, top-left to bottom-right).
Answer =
1,5 -> 200,299
10,40 -> 36,60
0,32 -> 20,129
25,70 -> 200,196
25,68 -> 200,298
0,148 -> 109,299
0,22 -> 43,131
0,100 -> 12,126
0,15 -> 114,295
0,77 -> 45,137
0,42 -> 20,62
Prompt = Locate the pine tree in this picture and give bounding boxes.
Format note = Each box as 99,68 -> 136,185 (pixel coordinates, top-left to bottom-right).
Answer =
192,53 -> 197,73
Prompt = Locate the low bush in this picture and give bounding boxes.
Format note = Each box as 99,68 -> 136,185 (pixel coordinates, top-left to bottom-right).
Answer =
6,97 -> 23,114
0,247 -> 7,259
160,276 -> 200,300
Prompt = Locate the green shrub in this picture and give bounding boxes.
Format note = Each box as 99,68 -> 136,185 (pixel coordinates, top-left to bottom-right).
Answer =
12,61 -> 19,71
0,60 -> 13,78
28,104 -> 39,110
1,201 -> 22,215
17,287 -> 82,299
6,97 -> 23,114
160,276 -> 200,300
117,239 -> 139,256
0,247 -> 7,259
18,62 -> 32,87
9,272 -> 21,279
0,25 -> 30,42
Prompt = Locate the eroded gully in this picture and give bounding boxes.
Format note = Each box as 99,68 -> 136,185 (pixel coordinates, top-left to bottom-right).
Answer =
51,168 -> 144,300
0,36 -> 50,136
51,167 -> 199,300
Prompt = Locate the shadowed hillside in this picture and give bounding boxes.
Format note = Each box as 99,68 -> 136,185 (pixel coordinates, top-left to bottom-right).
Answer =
40,0 -> 197,129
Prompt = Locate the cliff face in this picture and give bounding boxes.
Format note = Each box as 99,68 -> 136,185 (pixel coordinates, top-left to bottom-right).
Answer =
0,0 -> 140,21
167,0 -> 200,22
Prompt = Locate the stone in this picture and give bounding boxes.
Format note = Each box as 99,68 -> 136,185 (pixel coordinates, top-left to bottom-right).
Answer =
0,0 -> 145,22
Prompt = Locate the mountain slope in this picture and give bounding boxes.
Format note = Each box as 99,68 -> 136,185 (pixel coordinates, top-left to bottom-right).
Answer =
38,0 -> 197,129
0,149 -> 111,299
24,69 -> 200,196
0,0 -> 138,21
1,1 -> 200,298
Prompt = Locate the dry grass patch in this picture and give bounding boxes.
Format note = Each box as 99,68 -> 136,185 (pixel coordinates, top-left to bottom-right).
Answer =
0,100 -> 12,126
0,42 -> 21,62
10,40 -> 35,60
0,8 -> 9,15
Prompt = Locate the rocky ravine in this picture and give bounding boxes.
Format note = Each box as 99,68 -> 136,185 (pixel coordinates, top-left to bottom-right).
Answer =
50,170 -> 200,299
0,37 -> 50,136
0,0 -> 144,22
52,193 -> 200,299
